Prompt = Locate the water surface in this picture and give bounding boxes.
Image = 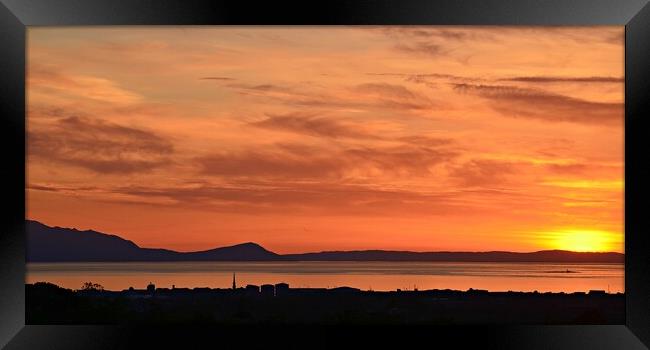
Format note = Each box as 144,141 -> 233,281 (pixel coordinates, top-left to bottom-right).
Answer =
26,261 -> 624,293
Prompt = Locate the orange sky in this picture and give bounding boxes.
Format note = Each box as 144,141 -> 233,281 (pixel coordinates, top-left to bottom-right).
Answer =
26,26 -> 624,253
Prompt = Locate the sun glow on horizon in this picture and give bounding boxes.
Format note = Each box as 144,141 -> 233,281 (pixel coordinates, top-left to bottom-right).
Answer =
541,229 -> 622,253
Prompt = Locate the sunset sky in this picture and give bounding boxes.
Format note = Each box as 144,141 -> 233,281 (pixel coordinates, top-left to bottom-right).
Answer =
27,26 -> 624,254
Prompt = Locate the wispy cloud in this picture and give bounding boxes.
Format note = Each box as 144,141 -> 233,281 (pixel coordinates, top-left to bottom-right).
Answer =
500,76 -> 623,83
103,182 -> 464,216
352,82 -> 437,110
29,116 -> 174,174
29,64 -> 142,104
398,135 -> 454,147
219,80 -> 438,112
394,42 -> 445,57
449,159 -> 517,187
453,83 -> 623,125
251,112 -> 382,139
196,143 -> 458,180
199,76 -> 236,81
378,27 -> 492,42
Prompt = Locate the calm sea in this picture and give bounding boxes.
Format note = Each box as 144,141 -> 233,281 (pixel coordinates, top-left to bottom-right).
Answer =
26,261 -> 624,293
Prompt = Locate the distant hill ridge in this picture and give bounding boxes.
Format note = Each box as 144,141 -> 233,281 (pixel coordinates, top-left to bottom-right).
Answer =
26,220 -> 624,263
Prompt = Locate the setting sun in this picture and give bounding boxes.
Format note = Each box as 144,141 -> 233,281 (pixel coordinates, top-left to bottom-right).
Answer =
544,229 -> 622,252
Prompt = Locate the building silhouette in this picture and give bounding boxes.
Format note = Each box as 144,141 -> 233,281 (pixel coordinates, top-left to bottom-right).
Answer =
275,282 -> 289,296
246,284 -> 260,295
232,273 -> 236,290
260,284 -> 274,297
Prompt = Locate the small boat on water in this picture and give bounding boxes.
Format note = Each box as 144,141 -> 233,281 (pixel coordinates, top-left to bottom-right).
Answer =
545,269 -> 578,273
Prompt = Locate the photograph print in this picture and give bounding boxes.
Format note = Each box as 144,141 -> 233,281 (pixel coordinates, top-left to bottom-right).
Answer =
26,26 -> 624,324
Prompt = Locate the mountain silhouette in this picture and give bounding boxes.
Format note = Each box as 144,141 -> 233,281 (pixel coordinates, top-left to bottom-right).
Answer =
26,220 -> 624,263
27,220 -> 179,262
26,221 -> 275,262
181,242 -> 278,261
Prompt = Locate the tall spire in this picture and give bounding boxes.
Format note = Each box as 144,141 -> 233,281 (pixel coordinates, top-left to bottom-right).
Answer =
232,272 -> 236,290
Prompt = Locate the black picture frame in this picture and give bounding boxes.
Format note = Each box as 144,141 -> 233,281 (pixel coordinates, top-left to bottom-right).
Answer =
1,0 -> 649,349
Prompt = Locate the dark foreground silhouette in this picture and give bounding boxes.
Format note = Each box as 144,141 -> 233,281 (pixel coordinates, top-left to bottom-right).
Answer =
26,282 -> 624,325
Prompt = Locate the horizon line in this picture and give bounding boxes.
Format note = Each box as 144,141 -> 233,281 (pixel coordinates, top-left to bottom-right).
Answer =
27,219 -> 625,256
